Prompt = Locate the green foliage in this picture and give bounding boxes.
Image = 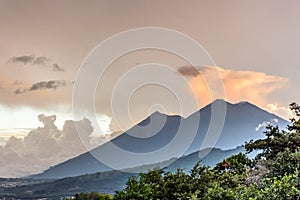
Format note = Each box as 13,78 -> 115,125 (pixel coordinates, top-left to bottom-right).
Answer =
245,102 -> 300,180
240,174 -> 300,200
245,103 -> 300,160
214,153 -> 252,174
268,148 -> 300,177
113,176 -> 154,199
113,168 -> 201,200
288,102 -> 300,132
113,162 -> 247,200
72,192 -> 113,200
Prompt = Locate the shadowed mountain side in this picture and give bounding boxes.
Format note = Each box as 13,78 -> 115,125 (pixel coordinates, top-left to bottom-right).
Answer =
166,146 -> 245,172
186,100 -> 288,154
31,100 -> 288,179
5,147 -> 245,198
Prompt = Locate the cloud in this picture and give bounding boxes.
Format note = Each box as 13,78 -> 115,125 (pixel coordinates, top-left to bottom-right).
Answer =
0,77 -> 73,108
33,56 -> 51,65
177,66 -> 199,77
8,54 -> 65,72
13,80 -> 25,85
15,80 -> 70,94
30,81 -> 67,91
9,55 -> 35,65
178,66 -> 289,108
255,118 -> 279,131
266,103 -> 294,120
0,114 -> 101,177
0,113 -> 121,177
52,63 -> 65,72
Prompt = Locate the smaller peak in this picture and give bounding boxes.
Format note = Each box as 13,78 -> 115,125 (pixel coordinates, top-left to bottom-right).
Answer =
150,111 -> 183,119
212,99 -> 225,103
150,110 -> 166,117
237,101 -> 248,104
211,99 -> 230,105
152,110 -> 163,115
200,99 -> 230,111
235,101 -> 252,106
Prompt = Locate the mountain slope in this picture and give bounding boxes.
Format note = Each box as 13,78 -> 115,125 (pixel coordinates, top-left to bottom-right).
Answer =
4,147 -> 245,199
32,100 -> 288,179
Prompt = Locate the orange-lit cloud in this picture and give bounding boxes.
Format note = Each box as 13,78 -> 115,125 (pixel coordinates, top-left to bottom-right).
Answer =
178,66 -> 289,109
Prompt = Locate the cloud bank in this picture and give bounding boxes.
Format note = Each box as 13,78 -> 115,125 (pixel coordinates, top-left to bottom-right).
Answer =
0,114 -> 113,178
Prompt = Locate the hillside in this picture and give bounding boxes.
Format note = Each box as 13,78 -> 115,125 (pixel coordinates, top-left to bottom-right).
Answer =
1,146 -> 245,199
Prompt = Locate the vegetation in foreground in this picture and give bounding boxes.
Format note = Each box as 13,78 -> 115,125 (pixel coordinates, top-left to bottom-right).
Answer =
71,103 -> 300,200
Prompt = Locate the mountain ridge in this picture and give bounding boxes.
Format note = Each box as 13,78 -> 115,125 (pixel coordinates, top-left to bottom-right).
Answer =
12,147 -> 246,199
31,100 -> 289,179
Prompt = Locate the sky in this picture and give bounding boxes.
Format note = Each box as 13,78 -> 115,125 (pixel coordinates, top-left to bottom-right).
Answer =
0,0 -> 299,177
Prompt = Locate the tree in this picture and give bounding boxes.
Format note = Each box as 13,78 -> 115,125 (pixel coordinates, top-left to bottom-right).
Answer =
268,148 -> 300,177
245,103 -> 300,160
113,169 -> 163,200
245,103 -> 300,177
72,192 -> 113,200
214,153 -> 252,175
240,174 -> 300,200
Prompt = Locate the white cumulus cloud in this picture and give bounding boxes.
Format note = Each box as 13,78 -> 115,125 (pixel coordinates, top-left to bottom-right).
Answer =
255,118 -> 280,132
0,114 -> 116,178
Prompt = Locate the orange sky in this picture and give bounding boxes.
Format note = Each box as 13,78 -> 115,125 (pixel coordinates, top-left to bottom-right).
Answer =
0,0 -> 299,134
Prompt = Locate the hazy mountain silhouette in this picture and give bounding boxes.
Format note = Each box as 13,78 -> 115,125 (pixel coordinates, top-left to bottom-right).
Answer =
5,147 -> 245,198
32,100 -> 288,179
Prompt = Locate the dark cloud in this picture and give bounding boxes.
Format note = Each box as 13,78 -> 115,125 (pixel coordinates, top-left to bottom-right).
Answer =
33,56 -> 51,65
15,80 -> 70,94
8,55 -> 65,72
177,66 -> 200,77
9,55 -> 35,65
30,80 -> 67,91
52,63 -> 65,72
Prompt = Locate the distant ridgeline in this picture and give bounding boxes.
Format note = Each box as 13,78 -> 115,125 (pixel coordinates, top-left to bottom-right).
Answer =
32,100 -> 288,179
1,146 -> 244,198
